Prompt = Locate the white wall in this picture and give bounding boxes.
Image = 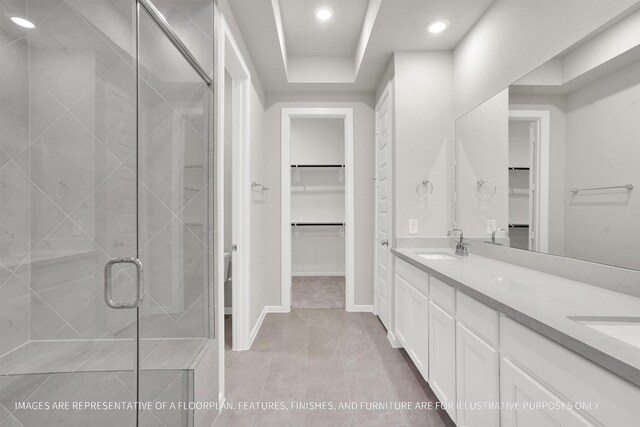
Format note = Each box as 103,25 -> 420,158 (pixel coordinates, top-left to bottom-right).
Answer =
563,59 -> 640,269
216,0 -> 269,335
377,52 -> 455,239
290,118 -> 344,165
456,89 -> 509,237
453,0 -> 640,118
264,93 -> 376,306
249,85 -> 268,327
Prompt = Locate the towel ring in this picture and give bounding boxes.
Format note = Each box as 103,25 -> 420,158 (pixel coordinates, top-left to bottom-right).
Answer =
476,179 -> 496,200
416,179 -> 434,200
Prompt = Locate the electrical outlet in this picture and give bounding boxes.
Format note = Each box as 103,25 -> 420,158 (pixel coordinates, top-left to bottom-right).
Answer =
487,219 -> 497,234
409,219 -> 418,235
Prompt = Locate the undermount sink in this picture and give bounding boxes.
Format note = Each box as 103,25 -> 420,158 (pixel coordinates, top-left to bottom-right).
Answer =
417,252 -> 457,260
569,316 -> 640,348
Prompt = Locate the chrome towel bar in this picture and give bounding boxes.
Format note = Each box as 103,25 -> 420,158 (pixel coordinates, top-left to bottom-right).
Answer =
569,184 -> 633,193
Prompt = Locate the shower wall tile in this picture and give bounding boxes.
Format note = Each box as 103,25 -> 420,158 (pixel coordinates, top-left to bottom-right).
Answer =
138,77 -> 174,141
12,372 -> 135,426
139,185 -> 173,248
70,57 -> 136,162
0,0 -> 28,47
27,2 -> 121,109
70,164 -> 137,258
65,0 -> 135,61
28,77 -> 65,142
29,291 -> 66,340
0,37 -> 28,159
27,184 -> 68,249
0,273 -> 29,356
29,112 -> 121,214
25,0 -> 64,28
0,374 -> 49,412
0,161 -> 30,263
164,6 -> 212,75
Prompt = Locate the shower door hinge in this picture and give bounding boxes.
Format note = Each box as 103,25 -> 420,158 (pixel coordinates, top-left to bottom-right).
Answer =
232,244 -> 237,251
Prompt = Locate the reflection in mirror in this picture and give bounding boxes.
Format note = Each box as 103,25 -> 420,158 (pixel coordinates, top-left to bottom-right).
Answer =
455,9 -> 640,270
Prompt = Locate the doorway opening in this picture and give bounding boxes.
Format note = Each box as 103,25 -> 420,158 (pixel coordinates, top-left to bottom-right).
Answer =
281,108 -> 355,311
508,110 -> 550,252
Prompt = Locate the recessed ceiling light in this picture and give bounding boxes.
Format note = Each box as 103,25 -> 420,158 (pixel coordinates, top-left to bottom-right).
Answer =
315,7 -> 333,21
428,19 -> 449,34
11,16 -> 35,29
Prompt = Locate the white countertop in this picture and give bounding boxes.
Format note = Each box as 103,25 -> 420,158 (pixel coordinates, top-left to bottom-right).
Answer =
392,247 -> 640,387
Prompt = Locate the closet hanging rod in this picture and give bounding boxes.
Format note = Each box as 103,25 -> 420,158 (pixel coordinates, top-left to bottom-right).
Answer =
291,222 -> 345,227
569,184 -> 633,193
508,224 -> 529,228
291,164 -> 345,168
138,0 -> 213,87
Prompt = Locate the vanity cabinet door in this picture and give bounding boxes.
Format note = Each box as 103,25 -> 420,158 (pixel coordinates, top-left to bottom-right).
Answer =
409,290 -> 429,379
500,358 -> 594,427
456,323 -> 499,427
429,301 -> 457,422
394,276 -> 411,347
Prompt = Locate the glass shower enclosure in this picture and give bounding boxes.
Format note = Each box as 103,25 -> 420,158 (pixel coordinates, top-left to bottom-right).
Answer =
0,0 -> 216,425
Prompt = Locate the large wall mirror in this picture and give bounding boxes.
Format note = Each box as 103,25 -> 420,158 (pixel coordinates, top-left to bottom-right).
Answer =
455,8 -> 640,270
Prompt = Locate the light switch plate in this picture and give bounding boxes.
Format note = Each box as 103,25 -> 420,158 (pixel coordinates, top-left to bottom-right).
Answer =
409,219 -> 418,235
487,219 -> 497,234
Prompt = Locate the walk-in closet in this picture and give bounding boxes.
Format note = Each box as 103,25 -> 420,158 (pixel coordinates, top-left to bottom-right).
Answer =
290,118 -> 346,308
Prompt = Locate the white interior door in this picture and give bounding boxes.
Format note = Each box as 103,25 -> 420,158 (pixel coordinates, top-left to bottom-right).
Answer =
375,83 -> 392,329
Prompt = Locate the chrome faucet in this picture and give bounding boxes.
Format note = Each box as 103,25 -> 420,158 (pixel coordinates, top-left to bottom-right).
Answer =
448,228 -> 468,256
491,228 -> 509,245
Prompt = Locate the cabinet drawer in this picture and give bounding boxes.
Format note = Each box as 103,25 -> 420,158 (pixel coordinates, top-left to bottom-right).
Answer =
430,276 -> 455,314
395,258 -> 428,297
456,291 -> 499,346
501,316 -> 640,426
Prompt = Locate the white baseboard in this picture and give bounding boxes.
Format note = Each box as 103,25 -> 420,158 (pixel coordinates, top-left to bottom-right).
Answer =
292,272 -> 346,277
247,305 -> 291,349
347,304 -> 374,313
387,330 -> 402,348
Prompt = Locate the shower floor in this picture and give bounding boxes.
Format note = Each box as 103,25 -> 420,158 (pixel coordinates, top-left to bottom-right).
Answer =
0,338 -> 208,376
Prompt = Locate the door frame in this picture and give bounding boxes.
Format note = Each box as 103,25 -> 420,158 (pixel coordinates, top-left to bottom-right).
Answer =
508,110 -> 550,252
374,81 -> 397,342
281,108 -> 356,311
215,15 -> 252,356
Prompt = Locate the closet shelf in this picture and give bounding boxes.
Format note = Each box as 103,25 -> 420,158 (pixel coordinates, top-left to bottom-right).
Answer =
291,164 -> 345,168
291,222 -> 345,227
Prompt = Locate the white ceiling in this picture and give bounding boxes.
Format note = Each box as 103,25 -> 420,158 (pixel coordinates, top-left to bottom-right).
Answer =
281,0 -> 369,57
227,0 -> 496,93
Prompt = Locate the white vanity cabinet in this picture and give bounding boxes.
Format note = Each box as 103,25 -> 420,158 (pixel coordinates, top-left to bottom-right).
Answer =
455,292 -> 500,427
394,259 -> 430,379
392,253 -> 640,427
501,316 -> 640,427
500,358 -> 593,427
429,299 -> 457,421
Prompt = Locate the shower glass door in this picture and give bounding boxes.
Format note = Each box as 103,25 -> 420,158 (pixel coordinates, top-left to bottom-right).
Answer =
1,0 -> 213,425
136,1 -> 213,425
0,0 -> 139,425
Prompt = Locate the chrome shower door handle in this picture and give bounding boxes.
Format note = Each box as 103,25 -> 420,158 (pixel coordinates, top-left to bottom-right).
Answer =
104,257 -> 144,309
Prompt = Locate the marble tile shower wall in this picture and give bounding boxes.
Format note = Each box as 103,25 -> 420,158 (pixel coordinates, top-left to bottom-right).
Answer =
0,0 -> 214,356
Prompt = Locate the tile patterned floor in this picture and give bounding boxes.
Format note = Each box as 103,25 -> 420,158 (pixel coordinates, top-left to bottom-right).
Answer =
216,310 -> 454,426
292,276 -> 346,309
